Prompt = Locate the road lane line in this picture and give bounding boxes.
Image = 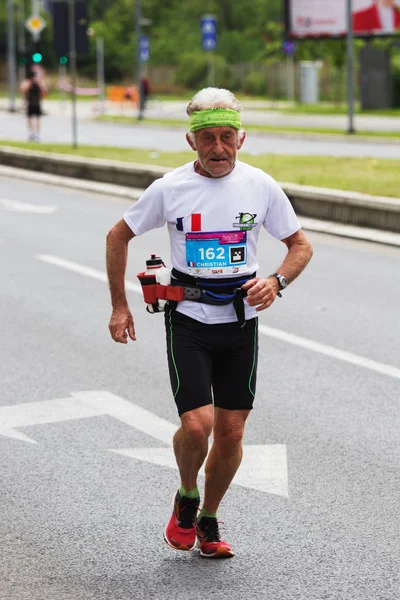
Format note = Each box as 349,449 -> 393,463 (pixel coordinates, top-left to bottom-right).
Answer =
0,198 -> 58,213
112,445 -> 288,497
0,391 -> 288,496
38,253 -> 142,293
37,254 -> 400,381
258,324 -> 400,380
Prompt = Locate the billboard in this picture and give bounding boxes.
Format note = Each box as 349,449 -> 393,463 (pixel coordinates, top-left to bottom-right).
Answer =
285,0 -> 400,38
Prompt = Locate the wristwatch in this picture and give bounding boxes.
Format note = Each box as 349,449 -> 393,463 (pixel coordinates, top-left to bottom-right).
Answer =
270,273 -> 288,297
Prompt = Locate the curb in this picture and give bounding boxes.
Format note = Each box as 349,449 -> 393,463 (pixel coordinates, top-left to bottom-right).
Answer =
1,164 -> 399,248
93,116 -> 400,146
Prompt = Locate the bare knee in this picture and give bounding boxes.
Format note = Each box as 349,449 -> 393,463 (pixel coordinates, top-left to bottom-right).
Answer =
213,417 -> 247,451
180,408 -> 213,448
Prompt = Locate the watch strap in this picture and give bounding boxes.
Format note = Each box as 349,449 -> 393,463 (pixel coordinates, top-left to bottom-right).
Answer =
270,273 -> 284,297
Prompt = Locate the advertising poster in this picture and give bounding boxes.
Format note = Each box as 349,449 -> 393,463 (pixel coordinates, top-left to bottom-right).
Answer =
286,0 -> 400,38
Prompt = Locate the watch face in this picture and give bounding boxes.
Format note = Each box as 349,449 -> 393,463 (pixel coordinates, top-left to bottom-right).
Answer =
279,276 -> 288,288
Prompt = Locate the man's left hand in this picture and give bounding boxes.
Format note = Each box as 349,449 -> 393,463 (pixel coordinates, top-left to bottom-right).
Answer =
241,277 -> 280,311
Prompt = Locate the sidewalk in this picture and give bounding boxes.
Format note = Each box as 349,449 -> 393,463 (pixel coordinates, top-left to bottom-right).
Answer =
2,97 -> 400,133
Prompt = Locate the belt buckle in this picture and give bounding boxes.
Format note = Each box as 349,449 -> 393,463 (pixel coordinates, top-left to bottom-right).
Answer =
184,287 -> 202,301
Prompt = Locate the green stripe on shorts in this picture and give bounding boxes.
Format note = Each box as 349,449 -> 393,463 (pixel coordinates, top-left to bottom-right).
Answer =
168,311 -> 181,398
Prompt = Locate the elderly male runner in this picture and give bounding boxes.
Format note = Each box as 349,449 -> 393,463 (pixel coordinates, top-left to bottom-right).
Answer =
106,87 -> 313,558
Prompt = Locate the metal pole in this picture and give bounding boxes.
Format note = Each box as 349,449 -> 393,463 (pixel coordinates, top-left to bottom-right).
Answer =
287,55 -> 295,102
31,0 -> 39,42
136,0 -> 143,120
17,0 -> 26,84
346,0 -> 355,134
68,0 -> 78,148
96,36 -> 105,115
59,63 -> 67,112
7,0 -> 17,112
208,52 -> 215,86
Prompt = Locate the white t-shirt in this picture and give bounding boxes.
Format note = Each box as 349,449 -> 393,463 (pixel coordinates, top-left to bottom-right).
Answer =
124,160 -> 301,324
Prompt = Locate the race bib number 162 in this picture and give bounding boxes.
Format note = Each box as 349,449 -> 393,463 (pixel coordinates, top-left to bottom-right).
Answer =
186,230 -> 247,276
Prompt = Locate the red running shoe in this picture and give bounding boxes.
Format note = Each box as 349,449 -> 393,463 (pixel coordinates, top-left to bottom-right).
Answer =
196,516 -> 234,558
164,491 -> 199,551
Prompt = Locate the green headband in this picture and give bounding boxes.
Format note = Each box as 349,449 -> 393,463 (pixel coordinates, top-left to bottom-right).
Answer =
189,108 -> 242,133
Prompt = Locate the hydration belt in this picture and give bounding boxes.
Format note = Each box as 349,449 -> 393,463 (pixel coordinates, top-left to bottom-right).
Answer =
168,268 -> 255,329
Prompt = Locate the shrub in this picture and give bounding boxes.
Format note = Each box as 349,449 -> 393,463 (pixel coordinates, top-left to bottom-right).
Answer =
175,53 -> 238,90
391,53 -> 400,108
242,71 -> 266,96
175,53 -> 209,89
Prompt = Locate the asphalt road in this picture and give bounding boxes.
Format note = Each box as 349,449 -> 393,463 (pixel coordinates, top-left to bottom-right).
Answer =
2,99 -> 400,159
1,175 -> 400,600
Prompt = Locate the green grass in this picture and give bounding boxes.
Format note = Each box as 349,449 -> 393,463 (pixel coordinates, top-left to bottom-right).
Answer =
256,103 -> 400,117
0,91 -> 97,101
96,115 -> 400,140
153,95 -> 400,116
1,140 -> 399,198
47,91 -> 95,101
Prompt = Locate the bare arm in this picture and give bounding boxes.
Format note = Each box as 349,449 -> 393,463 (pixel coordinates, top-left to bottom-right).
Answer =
20,80 -> 29,96
242,229 -> 313,311
106,218 -> 136,343
273,228 -> 314,285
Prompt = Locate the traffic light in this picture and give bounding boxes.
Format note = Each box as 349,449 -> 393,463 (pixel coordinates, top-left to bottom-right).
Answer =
52,1 -> 88,59
32,52 -> 43,63
18,52 -> 29,65
31,42 -> 43,64
59,56 -> 68,65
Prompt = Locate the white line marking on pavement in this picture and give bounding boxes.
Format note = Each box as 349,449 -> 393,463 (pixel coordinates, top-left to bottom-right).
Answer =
0,390 -> 174,446
258,324 -> 400,381
0,391 -> 288,496
37,254 -> 400,382
111,445 -> 288,497
37,254 -> 142,293
0,428 -> 38,444
0,198 -> 58,213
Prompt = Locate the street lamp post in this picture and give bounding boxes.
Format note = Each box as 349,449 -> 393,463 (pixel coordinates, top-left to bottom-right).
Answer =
135,0 -> 143,120
96,0 -> 106,115
68,0 -> 78,148
7,0 -> 17,112
17,0 -> 26,84
96,36 -> 105,114
346,0 -> 355,134
135,1 -> 151,121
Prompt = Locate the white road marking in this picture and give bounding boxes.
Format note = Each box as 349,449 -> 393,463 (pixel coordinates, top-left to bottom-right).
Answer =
258,324 -> 400,380
38,254 -> 142,293
0,391 -> 288,496
0,391 -> 175,445
112,445 -> 288,497
0,428 -> 38,444
0,198 -> 58,213
37,254 -> 400,381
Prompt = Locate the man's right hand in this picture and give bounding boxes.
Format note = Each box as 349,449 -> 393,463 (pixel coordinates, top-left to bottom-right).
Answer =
108,307 -> 136,343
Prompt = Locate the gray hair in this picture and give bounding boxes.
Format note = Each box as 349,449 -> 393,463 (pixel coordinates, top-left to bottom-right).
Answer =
186,87 -> 242,116
186,87 -> 245,146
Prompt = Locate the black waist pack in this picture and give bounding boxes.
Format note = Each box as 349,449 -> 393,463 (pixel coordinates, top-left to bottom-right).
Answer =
169,268 -> 256,328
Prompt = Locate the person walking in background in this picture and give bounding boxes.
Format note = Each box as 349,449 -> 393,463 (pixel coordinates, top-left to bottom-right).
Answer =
140,75 -> 151,111
20,68 -> 47,142
353,0 -> 400,33
106,87 -> 313,558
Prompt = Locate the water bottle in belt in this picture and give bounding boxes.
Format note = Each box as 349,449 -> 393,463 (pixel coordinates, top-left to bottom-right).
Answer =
137,254 -> 171,313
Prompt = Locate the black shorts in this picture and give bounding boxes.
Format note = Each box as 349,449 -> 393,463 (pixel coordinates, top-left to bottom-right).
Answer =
164,306 -> 258,416
27,105 -> 41,117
